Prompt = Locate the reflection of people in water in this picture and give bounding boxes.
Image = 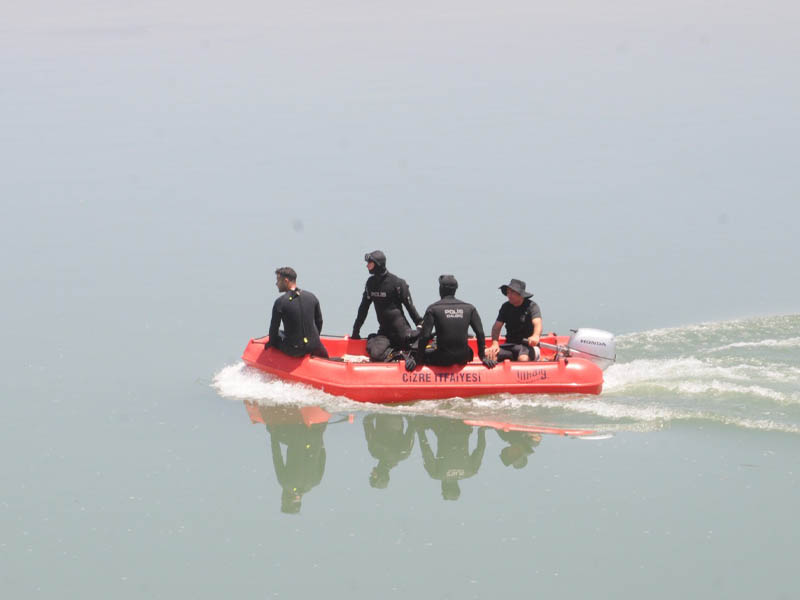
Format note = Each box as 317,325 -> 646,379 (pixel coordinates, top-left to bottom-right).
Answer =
259,405 -> 329,514
495,430 -> 541,469
416,417 -> 486,501
363,414 -> 415,489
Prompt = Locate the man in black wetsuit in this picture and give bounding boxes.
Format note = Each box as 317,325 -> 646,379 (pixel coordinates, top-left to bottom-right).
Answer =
351,250 -> 422,362
407,275 -> 496,371
266,266 -> 329,359
486,278 -> 542,363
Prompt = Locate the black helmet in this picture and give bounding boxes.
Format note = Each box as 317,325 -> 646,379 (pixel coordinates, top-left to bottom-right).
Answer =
438,274 -> 458,297
364,250 -> 387,273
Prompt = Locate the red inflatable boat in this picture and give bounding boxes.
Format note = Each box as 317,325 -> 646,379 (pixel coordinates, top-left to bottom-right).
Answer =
241,333 -> 609,404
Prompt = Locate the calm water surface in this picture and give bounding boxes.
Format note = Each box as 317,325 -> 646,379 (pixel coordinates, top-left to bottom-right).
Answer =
3,2 -> 800,598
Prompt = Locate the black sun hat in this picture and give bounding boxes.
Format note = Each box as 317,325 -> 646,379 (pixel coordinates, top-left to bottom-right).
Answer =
499,278 -> 533,298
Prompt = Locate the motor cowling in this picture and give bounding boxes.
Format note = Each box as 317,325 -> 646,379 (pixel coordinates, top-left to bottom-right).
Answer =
567,328 -> 616,370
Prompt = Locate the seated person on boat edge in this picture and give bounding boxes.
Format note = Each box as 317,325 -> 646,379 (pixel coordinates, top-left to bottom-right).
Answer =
486,278 -> 542,363
405,275 -> 497,372
351,250 -> 423,363
265,266 -> 329,359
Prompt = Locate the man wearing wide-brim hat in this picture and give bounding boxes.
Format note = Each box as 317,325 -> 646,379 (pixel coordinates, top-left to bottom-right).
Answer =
486,278 -> 543,363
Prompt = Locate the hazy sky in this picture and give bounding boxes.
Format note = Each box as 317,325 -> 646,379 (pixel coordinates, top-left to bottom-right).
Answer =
3,1 -> 799,346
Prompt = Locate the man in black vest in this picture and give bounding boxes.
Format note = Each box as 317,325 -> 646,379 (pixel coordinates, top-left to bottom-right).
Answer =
486,278 -> 542,362
407,275 -> 496,370
351,250 -> 422,362
266,266 -> 329,359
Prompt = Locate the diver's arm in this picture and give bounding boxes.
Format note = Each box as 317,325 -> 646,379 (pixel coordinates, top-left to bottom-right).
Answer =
416,309 -> 435,363
470,309 -> 487,359
399,280 -> 423,326
314,297 -> 323,334
352,289 -> 371,337
267,298 -> 282,349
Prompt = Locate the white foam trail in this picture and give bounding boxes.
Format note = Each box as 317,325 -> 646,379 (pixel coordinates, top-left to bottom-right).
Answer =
616,319 -> 751,344
603,358 -> 747,389
707,337 -> 800,352
714,417 -> 800,434
211,362 -> 361,411
716,363 -> 800,383
671,380 -> 792,402
616,314 -> 800,355
211,365 -> 656,432
211,344 -> 800,434
532,398 -> 679,422
528,399 -> 800,434
603,358 -> 799,403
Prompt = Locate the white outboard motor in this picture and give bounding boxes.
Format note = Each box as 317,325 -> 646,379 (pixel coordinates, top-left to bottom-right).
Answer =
566,328 -> 616,370
539,328 -> 616,370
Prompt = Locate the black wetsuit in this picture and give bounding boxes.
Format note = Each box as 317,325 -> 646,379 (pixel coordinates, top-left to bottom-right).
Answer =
267,288 -> 329,358
417,295 -> 487,366
495,298 -> 541,361
353,270 -> 422,361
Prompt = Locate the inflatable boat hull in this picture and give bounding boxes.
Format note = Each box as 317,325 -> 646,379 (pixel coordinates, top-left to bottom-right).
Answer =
242,335 -> 603,404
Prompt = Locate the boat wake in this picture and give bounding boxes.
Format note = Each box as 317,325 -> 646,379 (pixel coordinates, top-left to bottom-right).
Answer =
213,314 -> 800,435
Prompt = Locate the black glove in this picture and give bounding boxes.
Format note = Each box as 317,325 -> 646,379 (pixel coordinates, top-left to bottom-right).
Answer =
350,331 -> 361,340
481,357 -> 497,369
405,355 -> 417,372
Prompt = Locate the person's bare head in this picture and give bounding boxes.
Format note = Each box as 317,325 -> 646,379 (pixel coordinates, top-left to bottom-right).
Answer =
274,267 -> 297,293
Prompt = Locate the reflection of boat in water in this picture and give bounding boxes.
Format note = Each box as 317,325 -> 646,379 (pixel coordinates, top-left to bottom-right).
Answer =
462,419 -> 596,437
243,401 -> 603,507
242,331 -> 615,403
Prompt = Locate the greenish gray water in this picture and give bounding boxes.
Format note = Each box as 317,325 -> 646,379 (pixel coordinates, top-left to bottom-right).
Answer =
3,2 -> 800,598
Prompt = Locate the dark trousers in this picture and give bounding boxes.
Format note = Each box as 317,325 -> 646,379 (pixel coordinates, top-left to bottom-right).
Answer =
497,343 -> 536,362
422,346 -> 474,367
366,333 -> 412,362
278,340 -> 329,359
274,330 -> 329,359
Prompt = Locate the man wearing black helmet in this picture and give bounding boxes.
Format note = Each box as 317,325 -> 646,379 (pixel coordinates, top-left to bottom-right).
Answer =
486,278 -> 543,363
351,250 -> 423,362
406,275 -> 496,371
